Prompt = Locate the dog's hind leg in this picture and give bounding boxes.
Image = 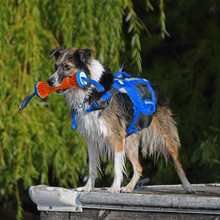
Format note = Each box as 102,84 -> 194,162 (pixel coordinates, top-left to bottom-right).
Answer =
76,138 -> 98,192
121,134 -> 143,193
162,125 -> 196,194
169,151 -> 196,194
150,106 -> 196,194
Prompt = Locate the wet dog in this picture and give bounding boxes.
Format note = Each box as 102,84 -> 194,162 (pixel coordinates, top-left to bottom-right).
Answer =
47,47 -> 196,193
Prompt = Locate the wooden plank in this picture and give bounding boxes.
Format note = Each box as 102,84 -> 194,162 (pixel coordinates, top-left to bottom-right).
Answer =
93,184 -> 220,196
33,184 -> 220,220
80,192 -> 220,210
133,184 -> 220,196
40,211 -> 69,220
69,209 -> 220,220
40,210 -> 220,220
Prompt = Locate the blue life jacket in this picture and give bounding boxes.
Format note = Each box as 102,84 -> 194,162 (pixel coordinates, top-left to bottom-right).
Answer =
71,72 -> 156,135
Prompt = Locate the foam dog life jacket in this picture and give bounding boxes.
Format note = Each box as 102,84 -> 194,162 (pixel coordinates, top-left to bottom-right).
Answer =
72,72 -> 156,135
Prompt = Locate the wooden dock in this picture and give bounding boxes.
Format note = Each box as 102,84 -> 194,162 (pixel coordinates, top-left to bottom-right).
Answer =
29,183 -> 220,220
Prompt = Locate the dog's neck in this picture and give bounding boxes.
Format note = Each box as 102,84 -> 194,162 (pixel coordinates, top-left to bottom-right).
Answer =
64,58 -> 114,108
88,58 -> 105,82
88,59 -> 114,105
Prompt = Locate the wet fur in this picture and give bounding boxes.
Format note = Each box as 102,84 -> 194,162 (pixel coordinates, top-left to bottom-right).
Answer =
47,47 -> 196,194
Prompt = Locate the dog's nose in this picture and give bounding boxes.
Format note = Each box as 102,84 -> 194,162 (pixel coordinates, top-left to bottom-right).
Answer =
47,78 -> 55,87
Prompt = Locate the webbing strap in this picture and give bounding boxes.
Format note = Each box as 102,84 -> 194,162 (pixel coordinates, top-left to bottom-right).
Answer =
145,81 -> 156,114
114,71 -> 132,78
71,108 -> 77,129
119,80 -> 142,134
86,86 -> 119,112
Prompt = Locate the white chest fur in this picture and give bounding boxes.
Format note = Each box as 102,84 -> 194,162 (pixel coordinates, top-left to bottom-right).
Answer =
75,108 -> 108,143
64,58 -> 109,144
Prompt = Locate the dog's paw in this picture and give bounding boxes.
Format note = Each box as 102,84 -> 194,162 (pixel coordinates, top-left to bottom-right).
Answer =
120,186 -> 133,193
76,186 -> 92,192
183,183 -> 196,194
107,187 -> 120,193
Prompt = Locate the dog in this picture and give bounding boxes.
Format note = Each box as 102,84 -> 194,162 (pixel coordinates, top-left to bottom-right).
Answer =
47,47 -> 196,194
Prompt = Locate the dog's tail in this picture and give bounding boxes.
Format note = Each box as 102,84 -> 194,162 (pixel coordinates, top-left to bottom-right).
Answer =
139,105 -> 181,163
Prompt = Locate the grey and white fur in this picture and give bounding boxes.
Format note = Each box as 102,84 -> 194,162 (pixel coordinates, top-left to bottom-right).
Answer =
47,47 -> 196,194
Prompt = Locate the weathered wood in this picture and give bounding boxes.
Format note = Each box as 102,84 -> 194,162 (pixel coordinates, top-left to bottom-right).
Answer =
80,192 -> 220,210
40,211 -> 69,220
91,184 -> 220,195
40,210 -> 220,220
134,184 -> 220,196
30,184 -> 220,220
29,185 -> 82,212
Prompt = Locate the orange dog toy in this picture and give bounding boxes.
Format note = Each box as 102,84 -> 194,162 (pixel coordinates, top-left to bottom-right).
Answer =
36,71 -> 87,98
19,71 -> 105,109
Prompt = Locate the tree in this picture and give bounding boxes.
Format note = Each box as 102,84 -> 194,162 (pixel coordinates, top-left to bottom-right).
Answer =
1,0 -> 220,219
0,0 -> 147,219
131,0 -> 220,185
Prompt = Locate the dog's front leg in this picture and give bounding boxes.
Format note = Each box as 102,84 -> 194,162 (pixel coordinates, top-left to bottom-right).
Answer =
107,144 -> 125,193
76,139 -> 98,192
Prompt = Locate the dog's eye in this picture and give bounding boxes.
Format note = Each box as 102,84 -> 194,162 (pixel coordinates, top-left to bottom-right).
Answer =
62,63 -> 71,71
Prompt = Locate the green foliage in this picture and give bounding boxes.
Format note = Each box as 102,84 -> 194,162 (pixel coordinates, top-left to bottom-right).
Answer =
124,0 -> 143,74
191,127 -> 220,182
0,0 -> 146,218
0,1 -> 87,218
1,0 -> 220,219
135,0 -> 220,185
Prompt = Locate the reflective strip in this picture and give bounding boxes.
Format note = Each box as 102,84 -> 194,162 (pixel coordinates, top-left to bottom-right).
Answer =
143,79 -> 148,82
125,78 -> 143,81
119,87 -> 127,93
118,80 -> 124,85
143,100 -> 153,105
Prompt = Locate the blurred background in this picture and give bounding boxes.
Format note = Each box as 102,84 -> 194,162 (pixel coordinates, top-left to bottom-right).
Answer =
0,0 -> 220,219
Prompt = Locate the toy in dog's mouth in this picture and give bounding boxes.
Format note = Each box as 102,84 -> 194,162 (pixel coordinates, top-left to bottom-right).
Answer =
56,88 -> 69,95
19,70 -> 105,109
36,71 -> 89,98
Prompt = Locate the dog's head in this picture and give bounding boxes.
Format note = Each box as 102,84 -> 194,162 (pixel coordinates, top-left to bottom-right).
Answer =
47,47 -> 93,95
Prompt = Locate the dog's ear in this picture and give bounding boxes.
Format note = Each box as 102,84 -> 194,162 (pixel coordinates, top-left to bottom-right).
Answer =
82,49 -> 93,57
76,49 -> 93,63
48,47 -> 64,60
